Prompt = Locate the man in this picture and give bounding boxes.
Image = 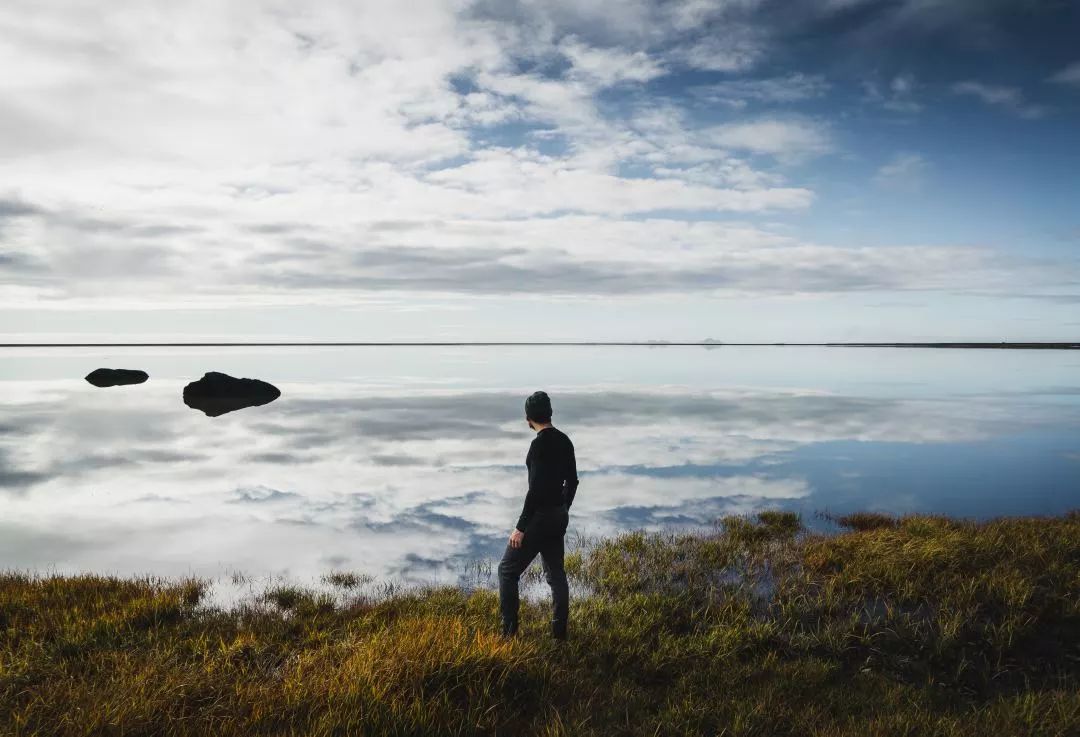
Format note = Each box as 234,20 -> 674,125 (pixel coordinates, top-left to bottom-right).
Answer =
498,390 -> 579,640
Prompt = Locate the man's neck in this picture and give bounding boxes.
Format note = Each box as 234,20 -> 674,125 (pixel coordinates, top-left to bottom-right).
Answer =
534,424 -> 554,433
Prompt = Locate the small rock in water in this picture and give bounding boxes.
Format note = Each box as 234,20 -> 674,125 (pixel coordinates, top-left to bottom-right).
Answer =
183,371 -> 281,417
85,368 -> 150,387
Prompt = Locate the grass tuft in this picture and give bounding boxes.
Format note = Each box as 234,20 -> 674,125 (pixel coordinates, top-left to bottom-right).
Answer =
756,509 -> 802,537
833,511 -> 900,531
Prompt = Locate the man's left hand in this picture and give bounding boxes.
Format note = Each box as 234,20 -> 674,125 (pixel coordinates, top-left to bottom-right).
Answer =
509,529 -> 524,548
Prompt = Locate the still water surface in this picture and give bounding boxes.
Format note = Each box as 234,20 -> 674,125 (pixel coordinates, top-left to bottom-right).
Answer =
2,346 -> 1078,603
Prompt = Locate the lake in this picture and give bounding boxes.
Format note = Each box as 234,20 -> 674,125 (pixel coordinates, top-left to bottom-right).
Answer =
2,345 -> 1079,603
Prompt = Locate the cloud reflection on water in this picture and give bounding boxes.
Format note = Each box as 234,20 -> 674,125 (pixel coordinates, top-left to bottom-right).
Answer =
0,377 -> 1078,602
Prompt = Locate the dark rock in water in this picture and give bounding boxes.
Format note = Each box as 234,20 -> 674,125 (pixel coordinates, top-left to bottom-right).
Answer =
183,371 -> 281,417
85,368 -> 149,387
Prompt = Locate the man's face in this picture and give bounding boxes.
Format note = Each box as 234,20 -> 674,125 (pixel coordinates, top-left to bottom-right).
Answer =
526,414 -> 534,430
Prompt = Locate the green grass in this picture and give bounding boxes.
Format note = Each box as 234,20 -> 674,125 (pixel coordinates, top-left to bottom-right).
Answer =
2,510 -> 1079,736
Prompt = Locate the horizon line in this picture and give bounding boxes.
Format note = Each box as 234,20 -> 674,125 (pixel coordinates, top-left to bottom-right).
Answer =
2,341 -> 1079,349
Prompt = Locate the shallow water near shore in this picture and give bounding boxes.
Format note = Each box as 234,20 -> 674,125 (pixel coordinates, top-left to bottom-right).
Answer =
1,345 -> 1078,607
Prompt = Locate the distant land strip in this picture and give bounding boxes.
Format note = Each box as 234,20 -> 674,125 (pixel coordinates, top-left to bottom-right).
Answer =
2,342 -> 1079,349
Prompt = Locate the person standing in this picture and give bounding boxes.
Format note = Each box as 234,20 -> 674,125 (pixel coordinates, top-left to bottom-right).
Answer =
498,390 -> 579,640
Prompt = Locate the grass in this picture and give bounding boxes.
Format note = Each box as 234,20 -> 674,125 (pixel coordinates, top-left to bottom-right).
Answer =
2,509 -> 1079,736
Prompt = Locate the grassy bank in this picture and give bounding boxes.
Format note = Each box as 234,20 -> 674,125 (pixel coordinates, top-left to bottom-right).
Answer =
2,511 -> 1079,736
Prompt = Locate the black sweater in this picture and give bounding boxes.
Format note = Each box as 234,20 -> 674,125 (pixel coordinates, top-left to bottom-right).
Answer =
515,426 -> 579,533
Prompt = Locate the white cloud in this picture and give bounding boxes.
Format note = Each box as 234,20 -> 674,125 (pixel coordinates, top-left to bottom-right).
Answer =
421,148 -> 812,215
705,118 -> 832,159
671,33 -> 763,72
952,81 -> 1048,119
559,38 -> 666,86
693,73 -> 830,108
0,0 -> 1072,325
873,152 -> 929,191
0,1 -> 824,306
11,195 -> 1070,308
1048,61 -> 1080,87
0,1 -> 489,167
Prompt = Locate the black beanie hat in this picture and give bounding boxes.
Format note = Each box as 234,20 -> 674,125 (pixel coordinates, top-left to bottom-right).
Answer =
525,390 -> 552,422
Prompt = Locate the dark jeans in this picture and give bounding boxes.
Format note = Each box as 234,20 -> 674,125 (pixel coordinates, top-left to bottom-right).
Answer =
498,504 -> 569,633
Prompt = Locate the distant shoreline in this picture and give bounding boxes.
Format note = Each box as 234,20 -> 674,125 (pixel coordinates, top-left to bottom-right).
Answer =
1,341 -> 1079,349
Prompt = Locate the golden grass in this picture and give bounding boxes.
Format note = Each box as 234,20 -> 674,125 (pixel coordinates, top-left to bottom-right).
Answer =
2,511 -> 1079,736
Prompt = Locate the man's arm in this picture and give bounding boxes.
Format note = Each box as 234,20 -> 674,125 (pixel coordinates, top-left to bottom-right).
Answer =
515,441 -> 539,533
563,437 -> 579,510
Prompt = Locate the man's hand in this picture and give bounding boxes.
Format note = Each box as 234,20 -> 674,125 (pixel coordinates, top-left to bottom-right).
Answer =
509,529 -> 524,548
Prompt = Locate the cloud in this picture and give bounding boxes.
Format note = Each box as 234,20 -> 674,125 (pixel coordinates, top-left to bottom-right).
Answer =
0,196 -> 47,247
0,467 -> 50,492
369,453 -> 430,467
669,32 -> 763,72
1048,61 -> 1080,87
249,238 -> 984,297
559,38 -> 666,86
692,74 -> 830,108
0,197 -> 43,218
0,0 -> 1077,321
863,73 -> 922,113
0,251 -> 47,275
419,148 -> 812,214
468,0 -> 765,63
704,118 -> 832,159
0,0 -> 848,311
244,451 -> 318,465
7,195 -> 1079,304
951,81 -> 1049,119
230,485 -> 303,504
873,152 -> 929,191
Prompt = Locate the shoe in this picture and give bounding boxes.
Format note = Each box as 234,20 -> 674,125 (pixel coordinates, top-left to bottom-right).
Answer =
551,619 -> 567,641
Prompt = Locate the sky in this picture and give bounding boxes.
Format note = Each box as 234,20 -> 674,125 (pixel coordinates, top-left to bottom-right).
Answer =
1,0 -> 1079,342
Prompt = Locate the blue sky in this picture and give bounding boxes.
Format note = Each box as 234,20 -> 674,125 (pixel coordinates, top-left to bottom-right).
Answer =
1,0 -> 1078,341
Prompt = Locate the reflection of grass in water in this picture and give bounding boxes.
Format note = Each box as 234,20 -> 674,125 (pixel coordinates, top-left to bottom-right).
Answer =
3,510 -> 1079,735
321,571 -> 375,589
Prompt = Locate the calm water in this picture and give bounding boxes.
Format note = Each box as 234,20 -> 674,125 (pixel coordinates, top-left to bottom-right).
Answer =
2,346 -> 1079,603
